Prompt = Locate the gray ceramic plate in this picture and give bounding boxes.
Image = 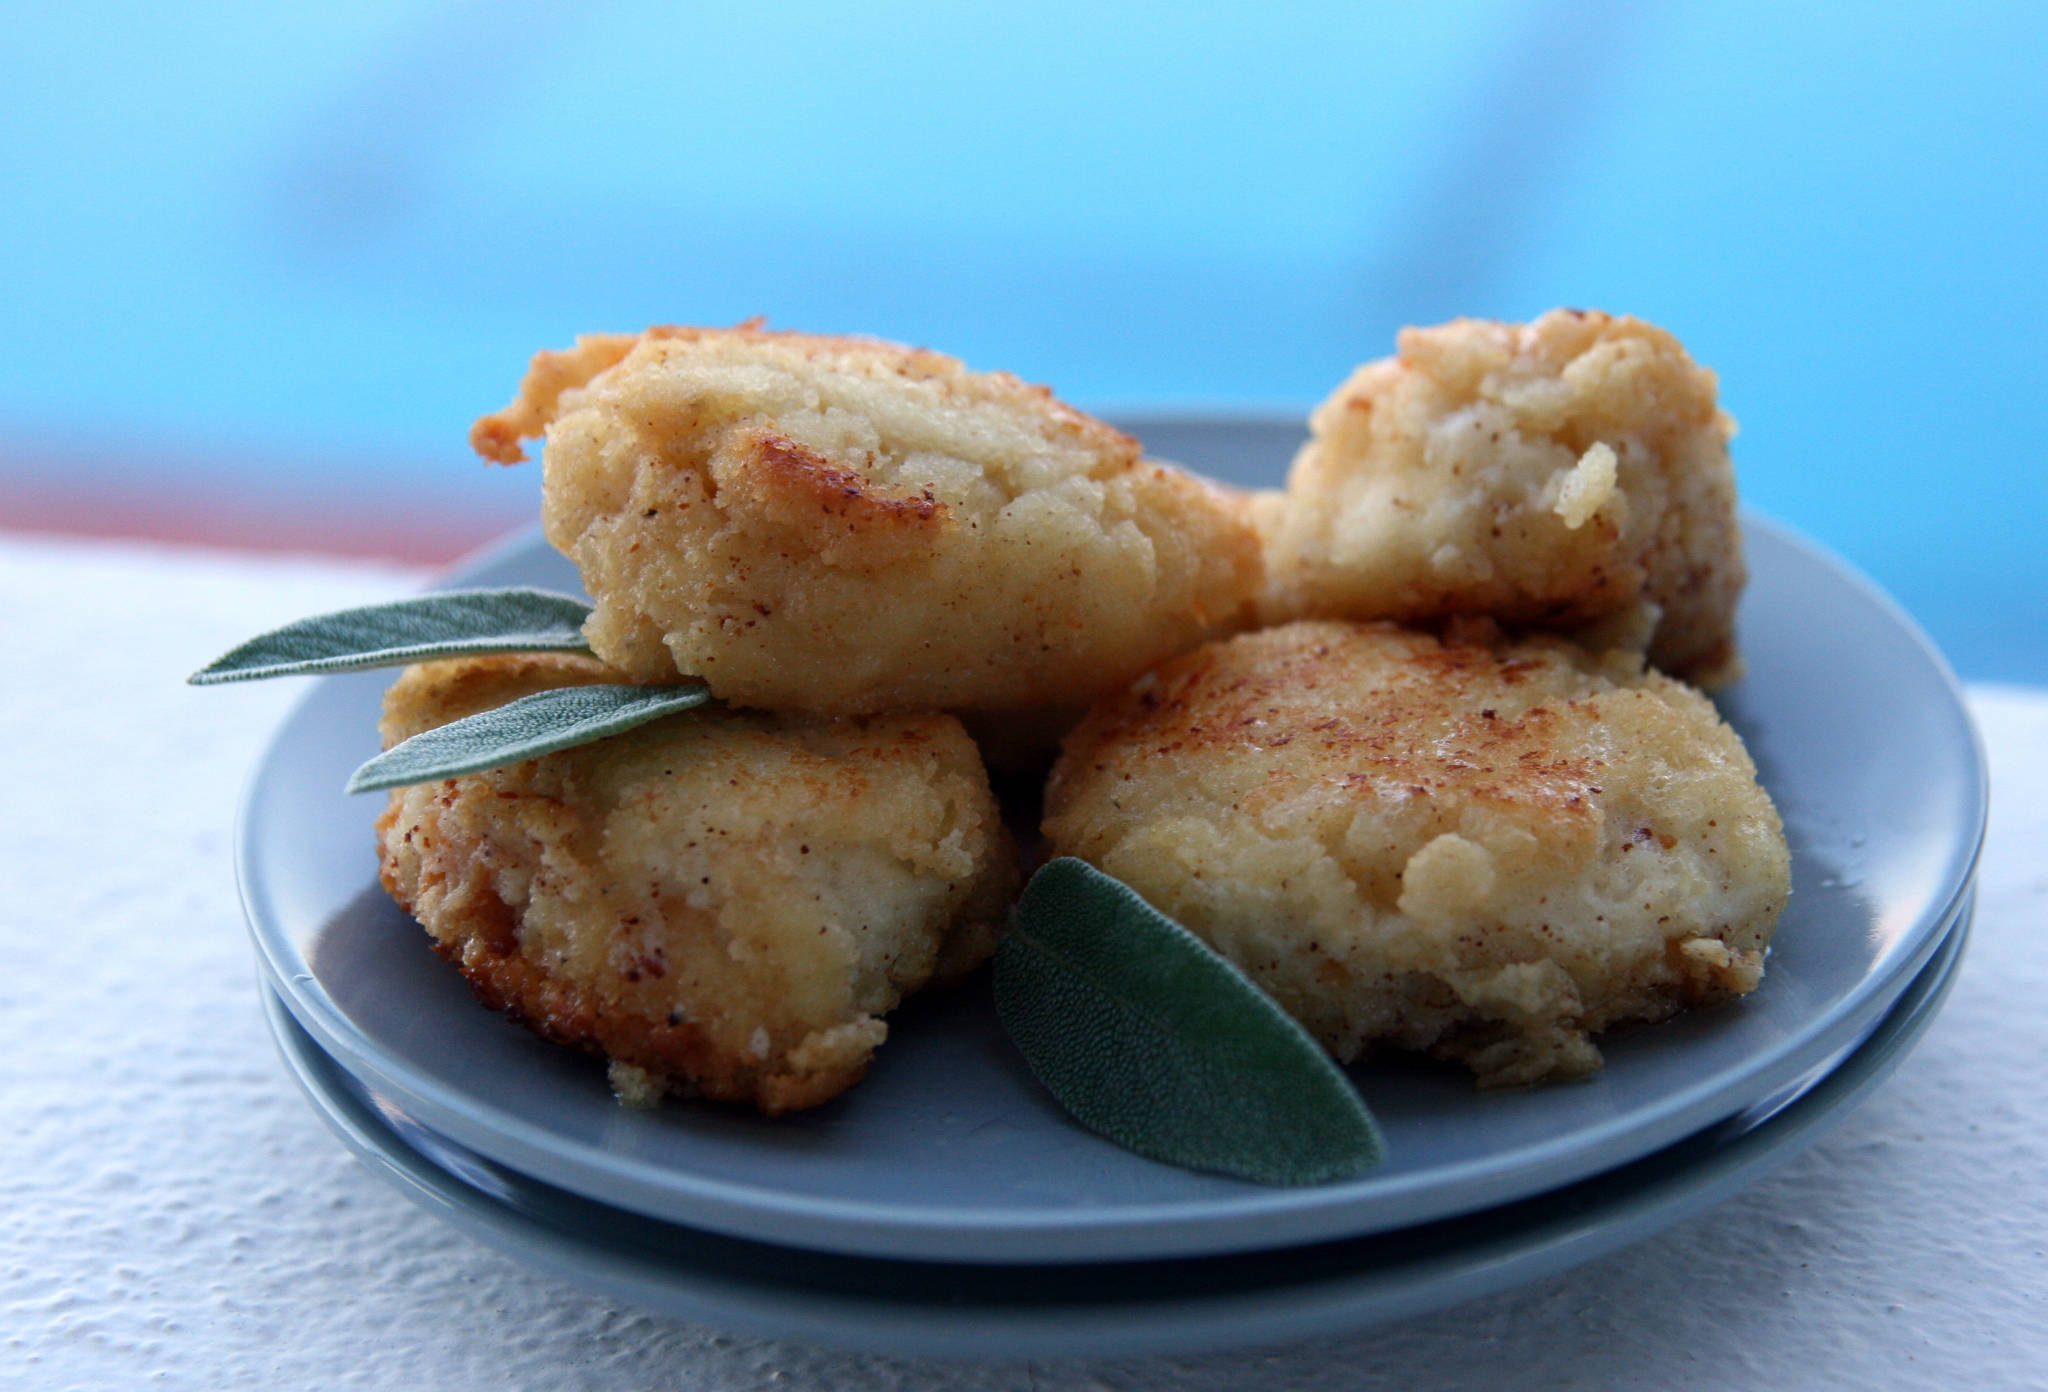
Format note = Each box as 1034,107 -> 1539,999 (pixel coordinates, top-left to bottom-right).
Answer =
264,905 -> 1970,1358
238,421 -> 1986,1264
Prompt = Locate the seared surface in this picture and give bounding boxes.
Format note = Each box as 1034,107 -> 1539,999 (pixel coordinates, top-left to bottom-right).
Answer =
473,325 -> 1264,721
1045,621 -> 1788,1086
375,653 -> 1016,1113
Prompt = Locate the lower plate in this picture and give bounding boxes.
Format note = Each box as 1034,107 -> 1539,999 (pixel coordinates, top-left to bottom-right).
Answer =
263,898 -> 1970,1360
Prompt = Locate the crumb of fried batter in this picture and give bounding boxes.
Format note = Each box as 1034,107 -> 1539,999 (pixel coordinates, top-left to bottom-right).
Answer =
469,325 -> 1265,723
1044,621 -> 1789,1088
1262,310 -> 1745,687
374,652 -> 1017,1114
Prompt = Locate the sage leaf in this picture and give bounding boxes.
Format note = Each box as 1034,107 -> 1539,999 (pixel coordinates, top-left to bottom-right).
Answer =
346,683 -> 713,793
995,857 -> 1385,1186
188,588 -> 595,684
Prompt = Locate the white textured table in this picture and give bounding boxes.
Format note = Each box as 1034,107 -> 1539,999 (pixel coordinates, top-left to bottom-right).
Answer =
5,534 -> 2043,1390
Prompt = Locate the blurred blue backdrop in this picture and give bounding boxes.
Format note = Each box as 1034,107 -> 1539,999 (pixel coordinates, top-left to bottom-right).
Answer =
3,1 -> 2043,678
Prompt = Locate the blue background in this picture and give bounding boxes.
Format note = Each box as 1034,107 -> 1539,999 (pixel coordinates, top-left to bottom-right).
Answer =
3,1 -> 2043,679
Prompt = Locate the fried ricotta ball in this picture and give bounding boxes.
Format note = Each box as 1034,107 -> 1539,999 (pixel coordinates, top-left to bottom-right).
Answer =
373,653 -> 1017,1114
1261,311 -> 1745,687
1044,621 -> 1789,1087
471,325 -> 1264,722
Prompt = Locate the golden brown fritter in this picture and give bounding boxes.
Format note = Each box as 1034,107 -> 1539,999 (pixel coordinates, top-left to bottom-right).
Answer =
374,653 -> 1017,1114
1044,621 -> 1788,1087
1261,311 -> 1745,686
470,325 -> 1264,723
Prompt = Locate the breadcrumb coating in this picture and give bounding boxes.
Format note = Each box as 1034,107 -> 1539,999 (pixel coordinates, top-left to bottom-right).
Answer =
472,325 -> 1264,722
1262,310 -> 1744,686
1044,621 -> 1788,1087
374,653 -> 1017,1114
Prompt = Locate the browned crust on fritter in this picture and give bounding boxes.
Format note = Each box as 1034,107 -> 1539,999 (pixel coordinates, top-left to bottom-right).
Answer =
1045,620 -> 1789,1086
476,324 -> 1259,724
374,797 -> 864,1113
1054,631 -> 1611,831
469,321 -> 1129,469
723,427 -> 955,570
471,332 -> 657,464
372,653 -> 841,1110
374,652 -> 1015,1114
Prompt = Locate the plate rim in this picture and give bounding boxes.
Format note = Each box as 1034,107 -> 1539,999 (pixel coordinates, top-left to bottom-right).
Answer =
237,488 -> 1989,1263
251,875 -> 1974,1255
260,903 -> 1971,1358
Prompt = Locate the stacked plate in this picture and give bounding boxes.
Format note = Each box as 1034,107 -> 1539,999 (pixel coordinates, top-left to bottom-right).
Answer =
240,424 -> 1985,1359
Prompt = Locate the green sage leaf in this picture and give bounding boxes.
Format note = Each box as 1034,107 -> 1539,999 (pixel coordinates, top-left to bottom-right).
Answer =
346,683 -> 713,794
188,588 -> 595,684
995,857 -> 1385,1186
